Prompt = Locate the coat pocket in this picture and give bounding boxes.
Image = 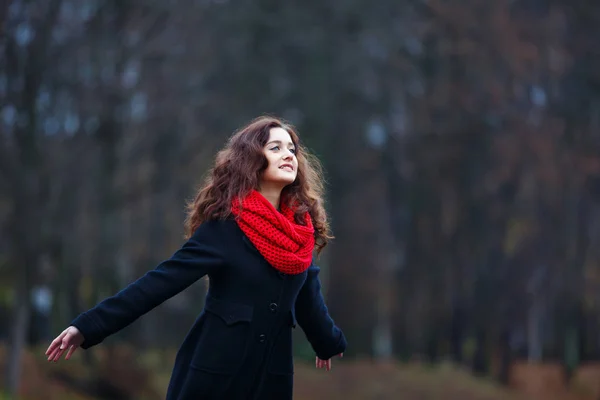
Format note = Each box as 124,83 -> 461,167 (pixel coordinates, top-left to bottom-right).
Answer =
189,295 -> 253,374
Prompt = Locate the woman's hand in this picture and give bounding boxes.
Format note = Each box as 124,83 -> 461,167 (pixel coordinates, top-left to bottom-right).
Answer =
315,353 -> 343,371
45,326 -> 84,362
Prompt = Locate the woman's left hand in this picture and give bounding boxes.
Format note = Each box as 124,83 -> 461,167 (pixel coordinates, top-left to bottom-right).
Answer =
315,353 -> 343,371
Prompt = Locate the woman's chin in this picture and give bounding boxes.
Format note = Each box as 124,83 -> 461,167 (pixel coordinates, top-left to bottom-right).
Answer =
260,177 -> 296,190
275,173 -> 297,185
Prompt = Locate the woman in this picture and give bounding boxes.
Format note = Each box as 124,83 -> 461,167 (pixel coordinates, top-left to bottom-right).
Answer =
45,116 -> 347,399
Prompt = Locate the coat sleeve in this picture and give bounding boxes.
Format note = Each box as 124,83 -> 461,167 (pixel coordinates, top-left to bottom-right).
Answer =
295,264 -> 347,360
70,222 -> 225,349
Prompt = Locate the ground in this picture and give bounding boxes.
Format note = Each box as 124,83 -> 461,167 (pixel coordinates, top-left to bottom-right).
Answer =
1,345 -> 600,400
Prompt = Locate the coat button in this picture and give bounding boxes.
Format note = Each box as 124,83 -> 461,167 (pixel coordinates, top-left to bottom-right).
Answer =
258,334 -> 266,343
269,303 -> 278,313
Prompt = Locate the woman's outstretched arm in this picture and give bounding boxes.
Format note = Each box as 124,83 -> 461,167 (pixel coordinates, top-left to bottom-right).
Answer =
295,264 -> 347,369
46,221 -> 225,361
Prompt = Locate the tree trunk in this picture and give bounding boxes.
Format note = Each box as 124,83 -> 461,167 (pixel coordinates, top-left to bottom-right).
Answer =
6,285 -> 31,398
449,300 -> 466,364
527,294 -> 544,362
498,329 -> 512,385
472,329 -> 488,376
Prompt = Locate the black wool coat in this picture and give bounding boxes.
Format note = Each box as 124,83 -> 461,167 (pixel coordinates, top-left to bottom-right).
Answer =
70,219 -> 347,400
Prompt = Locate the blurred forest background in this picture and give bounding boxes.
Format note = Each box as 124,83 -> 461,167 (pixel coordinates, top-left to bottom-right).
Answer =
2,0 -> 600,399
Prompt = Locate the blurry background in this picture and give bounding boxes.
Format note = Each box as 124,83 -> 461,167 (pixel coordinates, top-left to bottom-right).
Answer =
2,0 -> 600,399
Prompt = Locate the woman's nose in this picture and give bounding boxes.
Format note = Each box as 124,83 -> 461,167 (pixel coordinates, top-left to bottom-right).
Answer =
283,149 -> 294,159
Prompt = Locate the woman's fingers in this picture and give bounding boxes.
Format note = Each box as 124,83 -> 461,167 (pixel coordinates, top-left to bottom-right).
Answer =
315,357 -> 333,371
47,347 -> 61,362
47,330 -> 76,362
46,330 -> 67,356
46,348 -> 56,361
65,345 -> 78,360
51,346 -> 65,362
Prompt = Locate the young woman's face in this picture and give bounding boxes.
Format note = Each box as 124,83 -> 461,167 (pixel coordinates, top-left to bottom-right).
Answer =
260,127 -> 298,189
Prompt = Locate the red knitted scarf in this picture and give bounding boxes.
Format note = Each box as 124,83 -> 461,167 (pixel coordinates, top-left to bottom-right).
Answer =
232,190 -> 315,275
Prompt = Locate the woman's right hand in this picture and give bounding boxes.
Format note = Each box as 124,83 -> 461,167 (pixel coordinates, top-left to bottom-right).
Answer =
45,326 -> 84,362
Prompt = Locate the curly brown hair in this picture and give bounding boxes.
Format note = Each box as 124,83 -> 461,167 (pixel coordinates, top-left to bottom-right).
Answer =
184,116 -> 333,254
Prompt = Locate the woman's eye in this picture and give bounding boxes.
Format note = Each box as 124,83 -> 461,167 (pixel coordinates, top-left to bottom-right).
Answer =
290,148 -> 296,154
270,146 -> 280,151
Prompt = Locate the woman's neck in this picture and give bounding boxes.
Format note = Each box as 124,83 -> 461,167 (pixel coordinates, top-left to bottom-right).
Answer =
257,186 -> 282,210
